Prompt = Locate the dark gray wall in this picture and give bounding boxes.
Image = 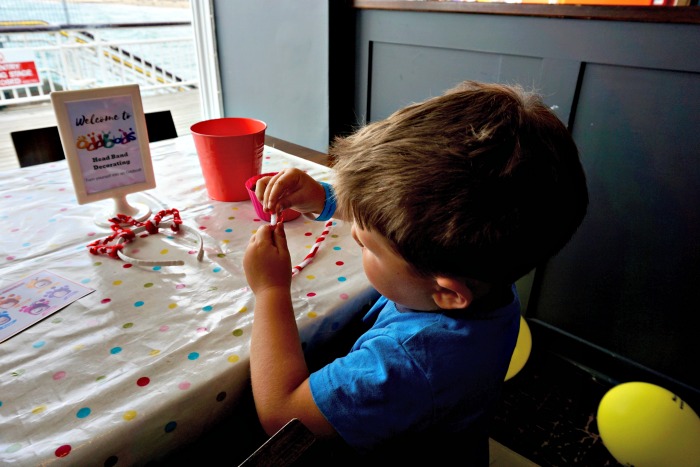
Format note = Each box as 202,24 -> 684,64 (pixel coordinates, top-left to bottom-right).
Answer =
213,0 -> 330,152
355,9 -> 700,403
212,2 -> 700,403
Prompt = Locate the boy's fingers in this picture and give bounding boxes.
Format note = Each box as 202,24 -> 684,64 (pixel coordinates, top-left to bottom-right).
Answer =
263,172 -> 285,211
254,178 -> 269,201
254,224 -> 273,243
272,222 -> 288,250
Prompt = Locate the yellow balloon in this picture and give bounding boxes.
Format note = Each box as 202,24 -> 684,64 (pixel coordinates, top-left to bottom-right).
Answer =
504,315 -> 531,381
597,382 -> 700,467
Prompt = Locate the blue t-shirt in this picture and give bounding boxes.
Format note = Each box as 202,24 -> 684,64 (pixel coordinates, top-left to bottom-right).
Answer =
309,286 -> 520,458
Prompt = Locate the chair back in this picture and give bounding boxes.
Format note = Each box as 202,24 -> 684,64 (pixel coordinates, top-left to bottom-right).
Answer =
144,110 -> 178,142
11,126 -> 65,168
238,418 -> 317,467
11,110 -> 178,168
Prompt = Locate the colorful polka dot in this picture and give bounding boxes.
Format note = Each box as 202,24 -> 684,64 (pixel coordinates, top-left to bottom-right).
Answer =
228,354 -> 240,363
32,405 -> 47,414
178,381 -> 191,390
55,445 -> 71,458
164,421 -> 177,433
134,301 -> 144,307
76,407 -> 91,418
53,371 -> 66,380
110,347 -> 122,355
123,410 -> 137,421
136,377 -> 150,387
232,329 -> 244,337
187,352 -> 199,360
202,305 -> 213,312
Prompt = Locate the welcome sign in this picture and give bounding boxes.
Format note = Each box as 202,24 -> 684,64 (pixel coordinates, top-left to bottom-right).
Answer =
66,94 -> 147,194
51,85 -> 156,206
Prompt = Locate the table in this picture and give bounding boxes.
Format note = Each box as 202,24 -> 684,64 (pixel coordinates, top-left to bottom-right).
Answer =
0,135 -> 377,466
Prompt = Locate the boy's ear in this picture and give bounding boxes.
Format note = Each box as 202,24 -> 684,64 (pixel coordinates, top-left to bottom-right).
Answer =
432,276 -> 474,310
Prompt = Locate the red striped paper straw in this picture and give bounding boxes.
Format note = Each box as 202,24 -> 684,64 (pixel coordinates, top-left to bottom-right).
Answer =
292,220 -> 334,276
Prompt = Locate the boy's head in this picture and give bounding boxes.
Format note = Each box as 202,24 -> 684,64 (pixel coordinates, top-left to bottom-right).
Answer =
330,80 -> 588,286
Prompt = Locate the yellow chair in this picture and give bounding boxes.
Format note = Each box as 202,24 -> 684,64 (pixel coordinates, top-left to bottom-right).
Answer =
505,315 -> 532,381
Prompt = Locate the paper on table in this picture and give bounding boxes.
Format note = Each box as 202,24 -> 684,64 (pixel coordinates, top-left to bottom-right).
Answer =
0,270 -> 94,343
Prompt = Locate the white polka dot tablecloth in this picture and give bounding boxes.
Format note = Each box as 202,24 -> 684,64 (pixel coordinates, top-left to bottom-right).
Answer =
0,136 -> 378,466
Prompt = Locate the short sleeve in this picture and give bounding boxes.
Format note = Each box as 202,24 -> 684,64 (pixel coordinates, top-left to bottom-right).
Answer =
309,332 -> 432,452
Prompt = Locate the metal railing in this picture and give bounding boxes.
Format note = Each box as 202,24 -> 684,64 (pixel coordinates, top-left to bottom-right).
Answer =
0,21 -> 199,106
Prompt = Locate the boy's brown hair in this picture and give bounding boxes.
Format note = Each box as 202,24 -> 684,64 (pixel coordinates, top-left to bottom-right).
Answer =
330,80 -> 588,284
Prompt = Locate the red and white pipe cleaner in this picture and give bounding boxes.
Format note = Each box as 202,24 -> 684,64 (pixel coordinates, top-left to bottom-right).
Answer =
87,209 -> 183,258
292,220 -> 334,276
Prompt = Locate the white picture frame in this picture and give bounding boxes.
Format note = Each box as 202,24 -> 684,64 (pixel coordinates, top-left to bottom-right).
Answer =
51,84 -> 155,223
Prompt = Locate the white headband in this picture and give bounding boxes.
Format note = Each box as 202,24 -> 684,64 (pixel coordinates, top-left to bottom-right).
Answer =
115,224 -> 204,267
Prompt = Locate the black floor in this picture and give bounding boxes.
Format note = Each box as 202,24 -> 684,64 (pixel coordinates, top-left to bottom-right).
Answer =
490,348 -> 623,466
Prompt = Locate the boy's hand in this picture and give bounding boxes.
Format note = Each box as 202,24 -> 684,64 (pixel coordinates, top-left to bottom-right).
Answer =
243,223 -> 292,294
254,168 -> 326,217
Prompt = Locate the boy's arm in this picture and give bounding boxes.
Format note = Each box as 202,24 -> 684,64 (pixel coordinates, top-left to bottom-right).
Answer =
255,168 -> 345,221
249,283 -> 336,437
244,224 -> 337,438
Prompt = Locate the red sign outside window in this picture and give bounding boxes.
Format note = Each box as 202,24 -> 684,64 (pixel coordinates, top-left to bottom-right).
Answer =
0,50 -> 41,88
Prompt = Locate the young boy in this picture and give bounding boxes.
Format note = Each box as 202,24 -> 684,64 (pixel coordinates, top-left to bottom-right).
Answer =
242,80 -> 588,464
